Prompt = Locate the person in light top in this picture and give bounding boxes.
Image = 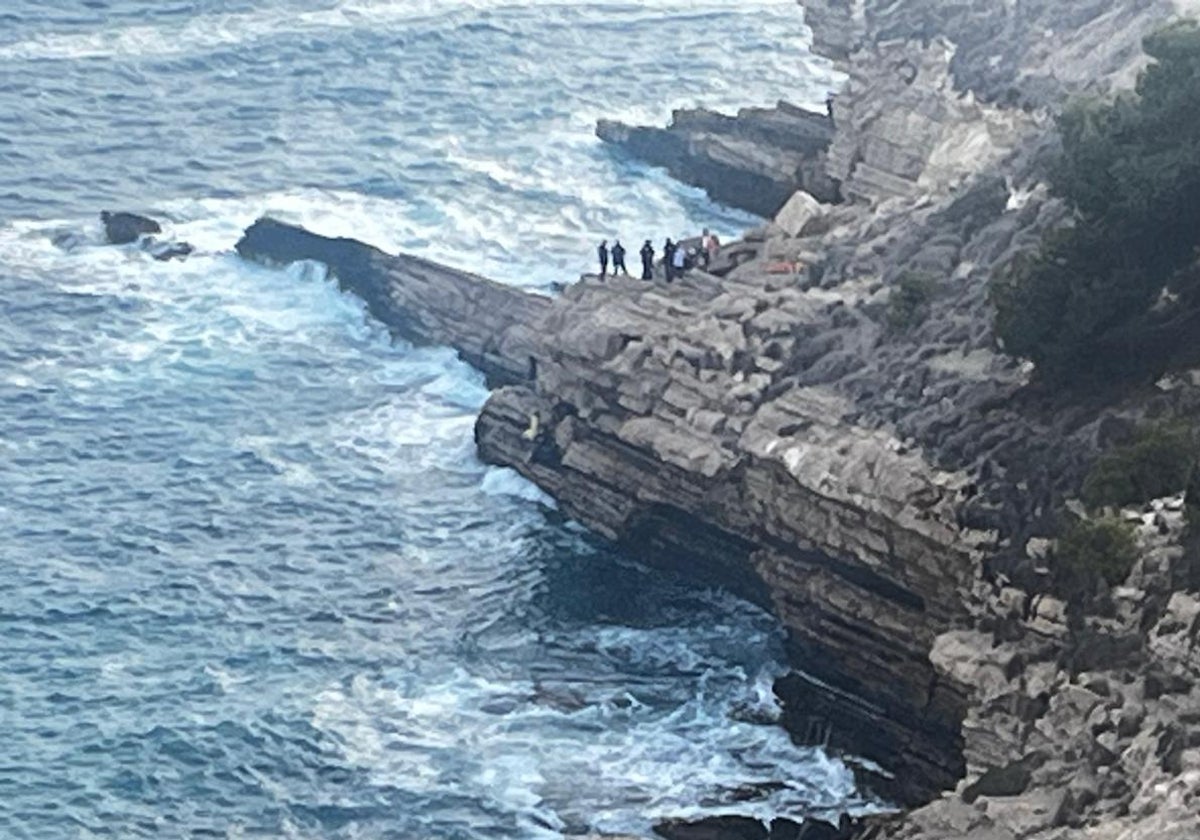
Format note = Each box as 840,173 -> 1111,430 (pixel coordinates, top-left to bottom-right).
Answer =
671,240 -> 688,277
699,228 -> 714,269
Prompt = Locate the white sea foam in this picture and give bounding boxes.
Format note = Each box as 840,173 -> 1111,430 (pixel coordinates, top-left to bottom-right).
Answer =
479,468 -> 556,507
310,650 -> 869,837
0,3 -> 877,835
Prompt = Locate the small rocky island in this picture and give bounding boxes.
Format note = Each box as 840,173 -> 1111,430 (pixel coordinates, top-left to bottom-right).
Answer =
235,1 -> 1200,838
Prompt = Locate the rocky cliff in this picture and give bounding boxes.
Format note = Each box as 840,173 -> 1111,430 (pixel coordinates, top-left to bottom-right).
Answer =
596,104 -> 840,216
236,1 -> 1200,837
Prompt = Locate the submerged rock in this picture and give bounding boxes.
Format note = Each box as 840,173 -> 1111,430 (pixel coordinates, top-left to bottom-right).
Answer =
653,816 -> 768,840
144,238 -> 194,262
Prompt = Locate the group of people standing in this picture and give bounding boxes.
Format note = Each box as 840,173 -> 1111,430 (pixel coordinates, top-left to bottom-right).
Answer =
596,229 -> 720,282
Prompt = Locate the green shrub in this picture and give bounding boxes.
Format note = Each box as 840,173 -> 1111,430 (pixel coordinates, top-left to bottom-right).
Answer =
1081,422 -> 1196,509
990,21 -> 1200,383
886,272 -> 937,332
1056,517 -> 1138,587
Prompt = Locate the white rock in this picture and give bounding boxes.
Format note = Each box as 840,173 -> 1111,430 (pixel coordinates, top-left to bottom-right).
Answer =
773,190 -> 826,237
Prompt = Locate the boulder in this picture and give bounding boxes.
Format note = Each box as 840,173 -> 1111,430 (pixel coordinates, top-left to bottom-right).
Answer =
962,753 -> 1043,803
774,191 -> 827,238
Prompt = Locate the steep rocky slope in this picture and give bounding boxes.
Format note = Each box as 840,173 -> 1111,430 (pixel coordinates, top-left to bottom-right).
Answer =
577,1 -> 1200,838
237,1 -> 1200,837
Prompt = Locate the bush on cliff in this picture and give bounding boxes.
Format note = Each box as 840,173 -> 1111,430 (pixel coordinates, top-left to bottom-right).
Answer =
1056,517 -> 1138,588
1081,422 -> 1196,509
886,271 -> 937,332
991,22 -> 1200,383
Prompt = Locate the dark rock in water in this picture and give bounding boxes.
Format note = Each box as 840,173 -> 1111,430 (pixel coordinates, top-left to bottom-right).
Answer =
785,816 -> 862,840
100,210 -> 161,245
653,815 -> 768,840
530,683 -> 588,712
145,238 -> 195,261
728,781 -> 787,802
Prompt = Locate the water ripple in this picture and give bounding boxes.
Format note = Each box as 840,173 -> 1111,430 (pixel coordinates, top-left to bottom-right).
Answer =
0,1 -> 865,837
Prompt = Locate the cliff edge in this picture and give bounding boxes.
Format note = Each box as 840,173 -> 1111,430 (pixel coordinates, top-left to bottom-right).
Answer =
236,1 -> 1200,837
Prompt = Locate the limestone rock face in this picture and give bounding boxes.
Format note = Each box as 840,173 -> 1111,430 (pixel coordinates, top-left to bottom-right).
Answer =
234,3 -> 1200,834
803,0 -> 1177,106
471,264 -> 1000,803
825,40 -> 1038,204
596,104 -> 840,216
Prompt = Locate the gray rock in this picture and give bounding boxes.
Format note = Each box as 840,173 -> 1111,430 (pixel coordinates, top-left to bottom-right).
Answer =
596,104 -> 839,216
100,210 -> 161,244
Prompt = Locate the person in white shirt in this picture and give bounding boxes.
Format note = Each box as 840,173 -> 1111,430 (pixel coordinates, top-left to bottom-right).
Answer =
672,242 -> 688,278
699,228 -> 713,269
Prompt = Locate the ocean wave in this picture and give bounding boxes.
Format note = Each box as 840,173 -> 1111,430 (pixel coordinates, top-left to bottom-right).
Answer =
0,0 -> 808,62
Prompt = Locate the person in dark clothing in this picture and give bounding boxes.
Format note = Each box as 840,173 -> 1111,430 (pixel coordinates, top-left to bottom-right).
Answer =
611,240 -> 628,276
663,238 -> 676,282
597,240 -> 609,278
639,240 -> 655,280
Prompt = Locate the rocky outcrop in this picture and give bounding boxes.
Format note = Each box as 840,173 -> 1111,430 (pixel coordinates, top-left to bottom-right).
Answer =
99,211 -> 194,261
471,265 -> 994,803
597,104 -> 840,216
600,1 -> 1182,210
237,217 -> 983,802
235,217 -> 548,387
824,41 -> 1037,204
803,0 -> 1180,106
236,2 -> 1200,837
854,505 -> 1200,840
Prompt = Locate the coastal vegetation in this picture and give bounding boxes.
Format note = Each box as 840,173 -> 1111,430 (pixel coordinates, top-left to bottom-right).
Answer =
1056,516 -> 1139,588
1081,422 -> 1196,510
991,22 -> 1200,383
886,271 -> 937,332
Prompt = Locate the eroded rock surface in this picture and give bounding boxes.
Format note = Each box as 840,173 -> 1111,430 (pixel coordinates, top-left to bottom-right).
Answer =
235,1 -> 1200,836
597,104 -> 840,216
236,217 -> 549,387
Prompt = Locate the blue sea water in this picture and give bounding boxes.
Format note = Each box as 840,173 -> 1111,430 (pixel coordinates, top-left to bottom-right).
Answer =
0,2 -> 861,838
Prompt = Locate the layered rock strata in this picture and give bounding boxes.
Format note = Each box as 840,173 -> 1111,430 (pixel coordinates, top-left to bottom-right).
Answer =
472,270 -> 992,804
238,217 -> 989,804
235,218 -> 548,387
596,104 -> 840,216
235,1 -> 1200,836
803,0 -> 1180,105
601,2 -> 1182,211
